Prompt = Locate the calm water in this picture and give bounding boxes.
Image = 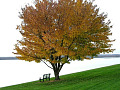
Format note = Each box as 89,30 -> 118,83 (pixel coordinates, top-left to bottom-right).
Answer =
0,58 -> 120,88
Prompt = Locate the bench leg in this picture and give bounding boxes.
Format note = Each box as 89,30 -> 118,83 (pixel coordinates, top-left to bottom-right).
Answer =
39,78 -> 41,82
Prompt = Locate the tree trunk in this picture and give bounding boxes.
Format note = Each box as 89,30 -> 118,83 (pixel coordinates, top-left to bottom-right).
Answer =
54,70 -> 60,80
51,63 -> 64,80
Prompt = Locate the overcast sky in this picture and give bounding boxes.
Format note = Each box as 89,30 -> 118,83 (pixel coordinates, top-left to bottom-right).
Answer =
0,0 -> 120,57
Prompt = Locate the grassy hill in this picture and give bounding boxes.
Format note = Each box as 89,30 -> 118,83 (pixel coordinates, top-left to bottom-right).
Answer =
1,64 -> 120,90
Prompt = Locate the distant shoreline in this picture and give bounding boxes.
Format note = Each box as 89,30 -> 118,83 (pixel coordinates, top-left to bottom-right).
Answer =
96,54 -> 120,58
0,57 -> 18,60
1,54 -> 120,60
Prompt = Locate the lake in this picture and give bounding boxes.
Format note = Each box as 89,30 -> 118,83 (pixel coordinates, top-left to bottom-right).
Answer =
0,58 -> 120,88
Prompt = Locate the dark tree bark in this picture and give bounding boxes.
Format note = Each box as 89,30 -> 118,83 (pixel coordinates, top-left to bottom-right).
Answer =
54,69 -> 60,80
51,62 -> 64,80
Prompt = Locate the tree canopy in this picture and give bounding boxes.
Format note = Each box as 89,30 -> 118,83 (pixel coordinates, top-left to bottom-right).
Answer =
14,0 -> 114,80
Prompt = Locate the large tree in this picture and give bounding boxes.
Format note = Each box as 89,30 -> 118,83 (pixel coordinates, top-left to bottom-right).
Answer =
14,0 -> 114,80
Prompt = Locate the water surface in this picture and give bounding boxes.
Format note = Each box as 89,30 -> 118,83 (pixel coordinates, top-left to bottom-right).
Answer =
0,58 -> 120,88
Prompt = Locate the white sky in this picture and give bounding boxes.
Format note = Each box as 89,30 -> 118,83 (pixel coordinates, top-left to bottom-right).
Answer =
0,0 -> 120,57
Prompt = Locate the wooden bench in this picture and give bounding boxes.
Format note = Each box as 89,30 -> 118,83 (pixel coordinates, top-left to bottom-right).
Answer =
39,73 -> 51,82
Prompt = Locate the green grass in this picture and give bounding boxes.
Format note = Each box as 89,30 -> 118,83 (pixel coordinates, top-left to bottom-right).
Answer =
1,64 -> 120,90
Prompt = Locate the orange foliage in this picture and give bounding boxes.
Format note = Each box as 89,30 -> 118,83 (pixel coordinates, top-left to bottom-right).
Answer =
14,0 -> 114,80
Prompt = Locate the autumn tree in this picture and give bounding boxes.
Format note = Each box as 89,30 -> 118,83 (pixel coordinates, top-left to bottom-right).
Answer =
14,0 -> 114,80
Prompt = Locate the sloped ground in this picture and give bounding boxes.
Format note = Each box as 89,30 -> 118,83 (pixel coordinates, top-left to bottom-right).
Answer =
1,64 -> 120,90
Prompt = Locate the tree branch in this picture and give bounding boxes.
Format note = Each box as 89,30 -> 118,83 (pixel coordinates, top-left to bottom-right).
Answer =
68,38 -> 75,49
60,39 -> 64,47
59,63 -> 64,72
42,60 -> 53,69
39,35 -> 46,44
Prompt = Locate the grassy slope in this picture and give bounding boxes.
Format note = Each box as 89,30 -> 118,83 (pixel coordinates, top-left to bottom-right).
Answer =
1,64 -> 120,90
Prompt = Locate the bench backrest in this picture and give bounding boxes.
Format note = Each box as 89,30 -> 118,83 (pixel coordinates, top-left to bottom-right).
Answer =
43,74 -> 50,78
